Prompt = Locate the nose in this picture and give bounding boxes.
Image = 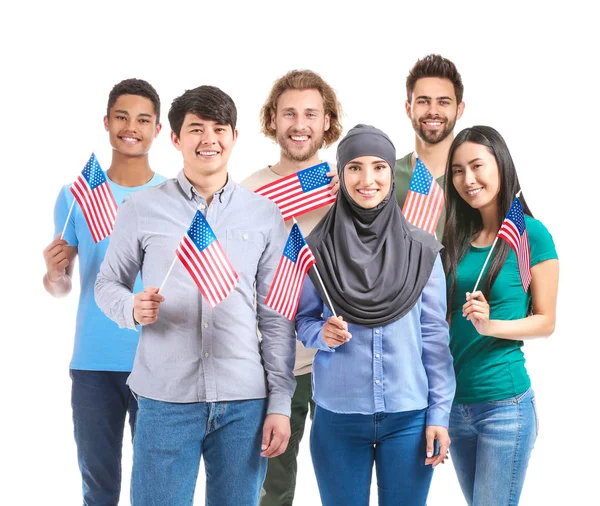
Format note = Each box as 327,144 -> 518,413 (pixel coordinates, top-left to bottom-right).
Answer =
293,115 -> 307,131
361,167 -> 375,186
200,130 -> 217,145
464,167 -> 476,185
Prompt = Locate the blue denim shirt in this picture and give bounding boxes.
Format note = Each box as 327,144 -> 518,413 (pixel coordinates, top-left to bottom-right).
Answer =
295,256 -> 455,427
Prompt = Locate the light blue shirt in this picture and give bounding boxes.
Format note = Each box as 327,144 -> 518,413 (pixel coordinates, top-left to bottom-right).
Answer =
295,256 -> 455,427
54,172 -> 167,371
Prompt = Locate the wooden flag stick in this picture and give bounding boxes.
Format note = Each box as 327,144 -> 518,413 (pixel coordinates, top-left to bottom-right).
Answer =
471,190 -> 522,293
159,256 -> 178,294
60,200 -> 76,240
292,217 -> 337,318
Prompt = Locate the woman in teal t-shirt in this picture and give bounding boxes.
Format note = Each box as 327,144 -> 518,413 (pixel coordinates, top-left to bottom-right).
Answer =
441,126 -> 558,506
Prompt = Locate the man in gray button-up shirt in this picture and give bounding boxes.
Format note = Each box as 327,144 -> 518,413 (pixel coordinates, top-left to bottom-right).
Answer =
95,85 -> 296,506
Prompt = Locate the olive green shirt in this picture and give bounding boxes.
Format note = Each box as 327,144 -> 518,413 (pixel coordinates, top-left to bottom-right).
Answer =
394,152 -> 446,240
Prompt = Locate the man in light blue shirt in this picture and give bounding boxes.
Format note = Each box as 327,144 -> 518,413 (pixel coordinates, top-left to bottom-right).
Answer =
95,85 -> 296,506
43,78 -> 165,506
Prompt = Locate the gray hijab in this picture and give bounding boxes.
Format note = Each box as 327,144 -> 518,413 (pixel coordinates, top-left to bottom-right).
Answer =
306,124 -> 442,327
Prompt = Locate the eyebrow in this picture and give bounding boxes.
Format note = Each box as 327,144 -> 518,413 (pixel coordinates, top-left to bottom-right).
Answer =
280,107 -> 321,113
415,95 -> 454,101
114,109 -> 130,115
452,157 -> 484,167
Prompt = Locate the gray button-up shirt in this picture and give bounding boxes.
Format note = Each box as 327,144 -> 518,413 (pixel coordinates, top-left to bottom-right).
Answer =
94,170 -> 296,416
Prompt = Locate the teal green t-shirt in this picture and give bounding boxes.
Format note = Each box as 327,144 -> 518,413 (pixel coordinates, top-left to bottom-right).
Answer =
449,216 -> 557,403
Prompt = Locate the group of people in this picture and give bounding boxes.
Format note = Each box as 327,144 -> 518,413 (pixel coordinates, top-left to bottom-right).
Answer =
43,54 -> 559,506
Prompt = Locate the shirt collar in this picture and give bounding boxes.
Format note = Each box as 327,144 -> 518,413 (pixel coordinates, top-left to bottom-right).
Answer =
176,169 -> 235,203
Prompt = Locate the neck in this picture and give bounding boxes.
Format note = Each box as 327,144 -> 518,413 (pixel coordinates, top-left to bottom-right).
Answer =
106,151 -> 154,187
272,151 -> 321,177
413,134 -> 455,179
474,205 -> 500,245
184,167 -> 228,206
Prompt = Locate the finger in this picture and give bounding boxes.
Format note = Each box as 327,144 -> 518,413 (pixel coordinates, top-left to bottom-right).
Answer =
270,436 -> 290,458
139,292 -> 165,303
261,424 -> 271,453
261,431 -> 284,458
138,300 -> 162,310
327,316 -> 347,330
429,444 -> 450,468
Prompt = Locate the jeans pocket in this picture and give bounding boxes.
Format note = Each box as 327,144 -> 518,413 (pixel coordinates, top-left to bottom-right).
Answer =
531,396 -> 539,436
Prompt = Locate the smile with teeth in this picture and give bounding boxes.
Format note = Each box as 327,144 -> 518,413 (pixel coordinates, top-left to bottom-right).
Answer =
466,188 -> 482,197
197,150 -> 219,156
357,188 -> 378,196
120,136 -> 141,143
423,121 -> 443,128
290,135 -> 308,142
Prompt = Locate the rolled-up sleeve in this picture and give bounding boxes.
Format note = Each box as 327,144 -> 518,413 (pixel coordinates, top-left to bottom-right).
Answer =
421,255 -> 456,427
94,196 -> 142,331
255,207 -> 296,417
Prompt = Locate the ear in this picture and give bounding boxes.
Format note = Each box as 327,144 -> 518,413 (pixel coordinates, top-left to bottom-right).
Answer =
103,115 -> 109,132
269,110 -> 276,131
324,113 -> 331,132
231,129 -> 239,145
457,101 -> 465,120
405,100 -> 412,119
171,130 -> 182,151
154,122 -> 162,137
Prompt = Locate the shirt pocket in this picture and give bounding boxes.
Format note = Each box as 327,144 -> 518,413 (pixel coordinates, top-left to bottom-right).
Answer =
225,229 -> 265,275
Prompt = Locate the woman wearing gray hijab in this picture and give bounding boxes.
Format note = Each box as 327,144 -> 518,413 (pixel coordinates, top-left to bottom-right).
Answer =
295,125 -> 455,506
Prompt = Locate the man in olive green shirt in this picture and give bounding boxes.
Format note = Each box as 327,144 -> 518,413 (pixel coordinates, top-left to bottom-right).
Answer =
395,54 -> 465,239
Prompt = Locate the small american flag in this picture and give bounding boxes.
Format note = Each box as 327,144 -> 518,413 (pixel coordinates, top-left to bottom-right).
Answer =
266,223 -> 316,320
402,158 -> 444,236
497,197 -> 531,292
70,153 -> 118,243
176,208 -> 238,307
255,162 -> 335,221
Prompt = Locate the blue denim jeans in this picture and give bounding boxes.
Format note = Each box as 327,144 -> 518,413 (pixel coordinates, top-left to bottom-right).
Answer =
449,388 -> 538,506
131,397 -> 267,506
310,406 -> 434,506
70,369 -> 138,506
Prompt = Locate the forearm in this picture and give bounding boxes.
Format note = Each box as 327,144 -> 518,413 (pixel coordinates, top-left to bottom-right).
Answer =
487,314 -> 555,340
94,274 -> 137,330
43,272 -> 72,297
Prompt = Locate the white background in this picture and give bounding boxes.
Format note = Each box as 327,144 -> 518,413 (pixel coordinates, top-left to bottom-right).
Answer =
1,1 -> 597,504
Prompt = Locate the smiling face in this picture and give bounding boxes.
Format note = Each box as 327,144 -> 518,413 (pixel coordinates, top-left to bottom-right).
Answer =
104,94 -> 161,157
270,88 -> 330,163
451,141 -> 501,213
406,77 -> 463,145
171,114 -> 237,179
343,156 -> 392,209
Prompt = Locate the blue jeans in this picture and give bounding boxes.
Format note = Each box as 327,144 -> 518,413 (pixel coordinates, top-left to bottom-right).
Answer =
449,388 -> 539,506
131,397 -> 267,506
310,406 -> 434,506
70,369 -> 138,506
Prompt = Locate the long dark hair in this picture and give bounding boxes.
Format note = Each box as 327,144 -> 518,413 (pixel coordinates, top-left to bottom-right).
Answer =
441,126 -> 533,316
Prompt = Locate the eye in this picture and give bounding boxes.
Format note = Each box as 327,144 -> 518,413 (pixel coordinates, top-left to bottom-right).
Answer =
440,100 -> 450,106
215,127 -> 226,132
346,165 -> 360,172
116,115 -> 127,121
139,119 -> 150,124
452,168 -> 463,175
307,112 -> 317,118
374,164 -> 387,171
283,112 -> 294,118
472,163 -> 482,170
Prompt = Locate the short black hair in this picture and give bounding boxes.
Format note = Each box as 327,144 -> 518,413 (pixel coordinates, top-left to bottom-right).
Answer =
107,78 -> 161,123
168,85 -> 237,137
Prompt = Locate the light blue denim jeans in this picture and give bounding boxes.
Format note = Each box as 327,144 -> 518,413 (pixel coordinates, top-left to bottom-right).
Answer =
449,387 -> 538,506
131,397 -> 267,506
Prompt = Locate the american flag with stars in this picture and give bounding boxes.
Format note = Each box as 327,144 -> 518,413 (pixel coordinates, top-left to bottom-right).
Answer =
175,207 -> 238,307
402,158 -> 444,236
70,153 -> 118,243
497,197 -> 531,292
266,223 -> 316,320
255,162 -> 335,221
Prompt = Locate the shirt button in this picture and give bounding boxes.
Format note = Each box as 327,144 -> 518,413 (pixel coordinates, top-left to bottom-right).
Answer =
203,323 -> 209,329
375,329 -> 380,334
204,352 -> 209,358
199,203 -> 206,210
242,233 -> 248,240
375,380 -> 380,385
375,353 -> 380,359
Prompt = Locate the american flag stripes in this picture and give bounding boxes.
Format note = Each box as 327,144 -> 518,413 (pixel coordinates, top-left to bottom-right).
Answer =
497,197 -> 531,292
255,162 -> 335,221
402,158 -> 444,236
70,153 -> 118,243
266,223 -> 316,320
175,208 -> 238,307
